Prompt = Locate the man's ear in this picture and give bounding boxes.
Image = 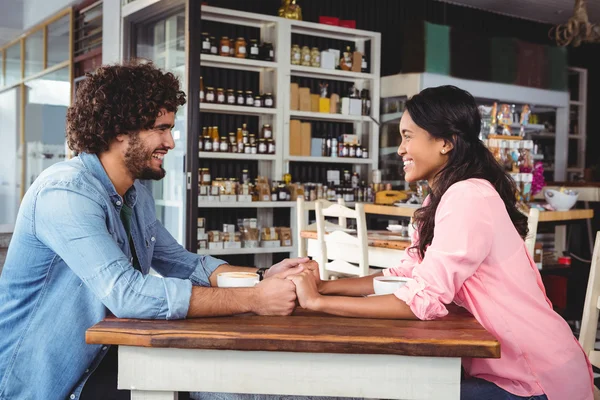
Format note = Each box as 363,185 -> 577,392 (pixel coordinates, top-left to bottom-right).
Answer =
115,134 -> 127,143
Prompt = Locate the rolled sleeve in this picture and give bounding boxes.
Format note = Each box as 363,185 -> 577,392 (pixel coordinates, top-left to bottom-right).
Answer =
392,182 -> 494,320
161,277 -> 193,319
189,255 -> 227,287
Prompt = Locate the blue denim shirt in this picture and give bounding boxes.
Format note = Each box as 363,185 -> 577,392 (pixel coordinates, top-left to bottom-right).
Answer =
0,152 -> 226,400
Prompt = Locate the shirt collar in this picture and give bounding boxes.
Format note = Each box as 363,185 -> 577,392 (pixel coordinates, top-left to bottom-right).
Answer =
79,152 -> 138,208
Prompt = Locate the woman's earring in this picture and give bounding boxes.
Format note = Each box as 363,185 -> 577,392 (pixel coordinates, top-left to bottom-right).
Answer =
441,149 -> 446,154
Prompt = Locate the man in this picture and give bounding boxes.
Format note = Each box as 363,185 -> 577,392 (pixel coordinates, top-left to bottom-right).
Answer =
0,61 -> 309,400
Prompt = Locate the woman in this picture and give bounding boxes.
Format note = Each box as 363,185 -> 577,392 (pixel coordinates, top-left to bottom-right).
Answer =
289,85 -> 594,400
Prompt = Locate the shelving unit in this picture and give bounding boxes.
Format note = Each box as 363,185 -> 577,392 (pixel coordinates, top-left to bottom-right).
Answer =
197,152 -> 277,161
567,67 -> 587,180
199,103 -> 277,115
289,110 -> 371,123
200,54 -> 277,71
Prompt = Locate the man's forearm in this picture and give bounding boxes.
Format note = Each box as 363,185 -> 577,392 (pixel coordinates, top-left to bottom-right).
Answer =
207,264 -> 258,287
187,286 -> 256,317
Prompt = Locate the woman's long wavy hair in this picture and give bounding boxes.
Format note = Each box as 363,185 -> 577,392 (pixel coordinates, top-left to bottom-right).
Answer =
407,85 -> 528,260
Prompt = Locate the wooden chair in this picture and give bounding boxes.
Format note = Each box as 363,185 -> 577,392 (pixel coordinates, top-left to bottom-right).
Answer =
525,208 -> 540,258
578,231 -> 600,368
315,200 -> 369,280
296,197 -> 345,258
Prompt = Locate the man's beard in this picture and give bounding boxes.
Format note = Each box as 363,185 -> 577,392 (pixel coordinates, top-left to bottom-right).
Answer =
124,132 -> 166,181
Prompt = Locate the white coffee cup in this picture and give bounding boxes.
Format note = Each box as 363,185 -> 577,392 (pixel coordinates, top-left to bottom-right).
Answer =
217,272 -> 260,288
373,276 -> 413,295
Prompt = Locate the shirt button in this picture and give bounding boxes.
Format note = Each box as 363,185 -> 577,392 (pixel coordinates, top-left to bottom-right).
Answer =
151,237 -> 155,242
85,369 -> 89,373
102,346 -> 107,351
70,394 -> 76,399
116,200 -> 122,206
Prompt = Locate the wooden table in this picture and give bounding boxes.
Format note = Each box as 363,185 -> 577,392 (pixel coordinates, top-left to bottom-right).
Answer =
86,307 -> 499,400
301,229 -> 410,268
364,203 -> 417,218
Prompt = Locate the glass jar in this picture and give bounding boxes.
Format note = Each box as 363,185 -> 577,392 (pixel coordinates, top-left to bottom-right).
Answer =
254,96 -> 263,107
241,169 -> 249,184
216,88 -> 225,104
261,124 -> 273,139
228,132 -> 237,151
310,47 -> 320,67
263,93 -> 274,108
212,136 -> 220,152
341,144 -> 349,158
205,87 -> 215,103
244,144 -> 252,154
248,39 -> 260,60
362,148 -> 368,158
219,36 -> 230,57
209,36 -> 218,55
203,136 -> 212,152
250,144 -> 257,154
245,91 -> 254,106
201,32 -> 211,54
235,37 -> 247,58
301,46 -> 311,66
278,184 -> 289,201
356,146 -> 363,158
291,44 -> 301,65
267,139 -> 275,154
249,134 -> 256,145
262,42 -> 274,61
202,168 -> 211,185
219,137 -> 229,152
226,89 -> 235,104
349,144 -> 357,158
236,90 -> 245,105
258,139 -> 267,154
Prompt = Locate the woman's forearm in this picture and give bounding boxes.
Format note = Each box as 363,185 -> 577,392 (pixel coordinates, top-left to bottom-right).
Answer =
320,272 -> 382,296
311,293 -> 418,319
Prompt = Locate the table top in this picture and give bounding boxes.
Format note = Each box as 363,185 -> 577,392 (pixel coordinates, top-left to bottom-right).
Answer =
86,306 -> 500,359
364,203 -> 417,218
300,230 -> 411,250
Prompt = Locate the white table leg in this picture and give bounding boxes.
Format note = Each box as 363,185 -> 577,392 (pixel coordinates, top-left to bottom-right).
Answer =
118,346 -> 461,400
130,391 -> 177,400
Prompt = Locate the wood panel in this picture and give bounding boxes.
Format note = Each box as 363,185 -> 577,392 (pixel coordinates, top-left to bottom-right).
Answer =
364,204 -> 417,218
301,230 -> 411,250
538,209 -> 594,222
86,306 -> 499,359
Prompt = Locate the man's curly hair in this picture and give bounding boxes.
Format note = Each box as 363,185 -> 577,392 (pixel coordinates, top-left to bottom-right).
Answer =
67,60 -> 186,154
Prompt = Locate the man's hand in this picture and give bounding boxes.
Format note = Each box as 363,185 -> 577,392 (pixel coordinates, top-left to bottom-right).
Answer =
251,277 -> 298,316
264,257 -> 310,279
287,270 -> 322,310
297,260 -> 324,292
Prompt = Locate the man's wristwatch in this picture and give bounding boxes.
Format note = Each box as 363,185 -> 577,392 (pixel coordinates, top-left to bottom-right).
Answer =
256,267 -> 269,281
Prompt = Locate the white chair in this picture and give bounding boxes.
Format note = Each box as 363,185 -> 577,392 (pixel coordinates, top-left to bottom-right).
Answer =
296,197 -> 345,258
578,231 -> 600,365
315,200 -> 369,280
525,208 -> 540,258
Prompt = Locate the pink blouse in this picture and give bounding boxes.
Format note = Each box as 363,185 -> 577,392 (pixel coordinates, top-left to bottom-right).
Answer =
384,178 -> 593,400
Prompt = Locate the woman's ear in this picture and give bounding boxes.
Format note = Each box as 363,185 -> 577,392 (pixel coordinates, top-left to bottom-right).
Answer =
441,139 -> 454,155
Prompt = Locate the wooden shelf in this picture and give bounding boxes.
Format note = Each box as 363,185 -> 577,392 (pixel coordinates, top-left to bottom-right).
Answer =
197,246 -> 294,256
198,152 -> 277,161
538,209 -> 593,222
290,65 -> 375,82
200,54 -> 277,72
289,110 -> 370,122
200,103 -> 277,116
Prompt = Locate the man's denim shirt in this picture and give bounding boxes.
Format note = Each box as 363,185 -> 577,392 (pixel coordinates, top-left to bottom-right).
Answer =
0,153 -> 225,399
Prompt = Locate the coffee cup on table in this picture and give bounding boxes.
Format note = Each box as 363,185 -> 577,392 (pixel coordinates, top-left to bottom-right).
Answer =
217,272 -> 260,288
373,276 -> 413,295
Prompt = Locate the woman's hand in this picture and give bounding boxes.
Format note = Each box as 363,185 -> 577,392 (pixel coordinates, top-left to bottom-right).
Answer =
287,270 -> 322,310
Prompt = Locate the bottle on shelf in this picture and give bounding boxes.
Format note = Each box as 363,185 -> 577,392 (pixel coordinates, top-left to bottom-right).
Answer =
199,76 -> 205,103
248,39 -> 260,60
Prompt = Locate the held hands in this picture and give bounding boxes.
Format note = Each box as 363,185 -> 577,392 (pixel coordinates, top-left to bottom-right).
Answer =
264,257 -> 310,279
286,261 -> 323,311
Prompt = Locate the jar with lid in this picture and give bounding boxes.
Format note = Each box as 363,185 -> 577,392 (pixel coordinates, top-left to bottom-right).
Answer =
235,37 -> 247,58
216,88 -> 225,104
310,47 -> 320,67
254,96 -> 263,107
278,184 -> 289,201
340,143 -> 349,158
203,136 -> 212,151
212,136 -> 220,152
362,148 -> 368,158
262,42 -> 274,61
263,93 -> 274,108
209,36 -> 218,54
249,134 -> 256,146
301,46 -> 311,66
228,132 -> 237,152
205,87 -> 215,103
291,44 -> 301,65
261,124 -> 273,139
241,169 -> 250,184
343,170 -> 351,183
267,138 -> 275,154
356,146 -> 363,158
219,36 -> 230,57
226,89 -> 235,104
271,182 -> 279,201
202,168 -> 211,185
201,33 -> 211,54
248,39 -> 260,60
250,144 -> 257,154
236,90 -> 245,105
220,137 -> 229,152
244,144 -> 252,154
245,91 -> 254,106
258,139 -> 267,154
349,144 -> 357,158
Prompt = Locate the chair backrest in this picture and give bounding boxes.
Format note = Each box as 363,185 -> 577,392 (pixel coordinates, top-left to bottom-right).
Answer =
315,200 -> 369,279
579,231 -> 600,368
296,197 -> 345,257
525,208 -> 540,257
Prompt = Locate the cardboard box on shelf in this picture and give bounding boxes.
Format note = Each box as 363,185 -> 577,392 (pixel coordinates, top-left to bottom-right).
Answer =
237,194 -> 252,203
290,83 -> 299,110
351,51 -> 363,72
197,218 -> 205,229
349,98 -> 362,115
276,227 -> 293,247
310,94 -> 320,112
299,88 -> 311,111
341,97 -> 350,115
290,119 -> 302,156
330,94 -> 340,113
208,241 -> 224,250
343,134 -> 359,145
311,138 -> 323,157
301,122 -> 312,156
321,51 -> 336,70
319,97 -> 330,113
